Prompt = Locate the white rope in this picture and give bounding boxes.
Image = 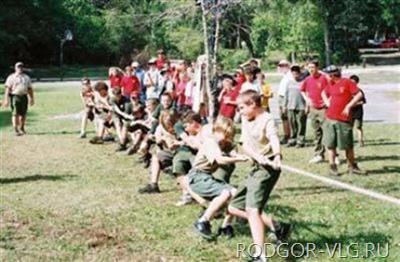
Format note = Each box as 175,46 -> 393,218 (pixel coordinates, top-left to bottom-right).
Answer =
277,163 -> 400,206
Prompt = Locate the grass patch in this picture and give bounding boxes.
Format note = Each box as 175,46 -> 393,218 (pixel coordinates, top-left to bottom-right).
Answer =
1,84 -> 400,261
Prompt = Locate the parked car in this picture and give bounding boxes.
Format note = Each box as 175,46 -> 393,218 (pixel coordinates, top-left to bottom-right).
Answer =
379,38 -> 400,49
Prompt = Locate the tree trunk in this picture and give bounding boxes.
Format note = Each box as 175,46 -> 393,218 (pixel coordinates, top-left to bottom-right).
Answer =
200,0 -> 214,120
323,17 -> 331,66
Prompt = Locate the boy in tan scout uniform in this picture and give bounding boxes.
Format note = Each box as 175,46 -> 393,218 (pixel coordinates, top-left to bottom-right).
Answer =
189,116 -> 249,239
3,62 -> 34,136
228,90 -> 291,261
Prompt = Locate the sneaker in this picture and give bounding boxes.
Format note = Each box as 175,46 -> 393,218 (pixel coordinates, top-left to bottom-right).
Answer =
20,127 -> 26,135
89,136 -> 104,144
138,184 -> 160,194
328,164 -> 341,176
102,135 -> 115,142
79,132 -> 86,139
275,222 -> 292,242
115,143 -> 127,152
349,164 -> 367,176
309,155 -> 324,164
280,138 -> 288,145
217,225 -> 234,239
193,220 -> 213,239
286,141 -> 296,147
15,130 -> 23,136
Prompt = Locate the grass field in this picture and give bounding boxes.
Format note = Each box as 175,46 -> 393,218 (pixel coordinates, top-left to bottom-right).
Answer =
1,84 -> 399,261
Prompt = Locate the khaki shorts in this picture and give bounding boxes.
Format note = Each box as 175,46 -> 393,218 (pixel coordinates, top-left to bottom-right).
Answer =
229,163 -> 280,210
323,119 -> 354,150
188,169 -> 233,200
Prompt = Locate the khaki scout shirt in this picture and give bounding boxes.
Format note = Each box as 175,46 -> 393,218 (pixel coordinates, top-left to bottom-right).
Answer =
240,112 -> 278,158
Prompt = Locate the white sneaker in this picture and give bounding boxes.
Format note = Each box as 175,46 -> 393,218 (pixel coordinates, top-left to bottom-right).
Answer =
309,155 -> 324,164
335,156 -> 341,166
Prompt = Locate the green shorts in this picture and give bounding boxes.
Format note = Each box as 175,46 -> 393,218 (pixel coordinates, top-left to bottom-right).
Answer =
188,169 -> 233,200
213,164 -> 235,184
156,150 -> 174,169
172,149 -> 195,176
229,164 -> 280,211
10,95 -> 28,116
352,118 -> 363,129
323,119 -> 354,150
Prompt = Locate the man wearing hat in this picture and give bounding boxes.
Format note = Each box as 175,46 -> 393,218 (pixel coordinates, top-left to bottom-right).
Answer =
322,65 -> 366,176
144,58 -> 161,99
3,62 -> 34,136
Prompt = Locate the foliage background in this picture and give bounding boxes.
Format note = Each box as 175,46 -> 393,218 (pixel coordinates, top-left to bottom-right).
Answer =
0,0 -> 399,73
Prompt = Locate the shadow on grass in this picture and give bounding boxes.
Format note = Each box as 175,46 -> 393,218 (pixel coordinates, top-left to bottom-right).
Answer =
277,185 -> 344,197
232,204 -> 299,237
0,110 -> 12,129
357,155 -> 400,162
0,174 -> 76,184
366,166 -> 400,175
364,138 -> 400,147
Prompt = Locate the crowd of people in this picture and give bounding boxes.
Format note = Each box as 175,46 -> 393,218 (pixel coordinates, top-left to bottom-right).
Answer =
2,50 -> 368,261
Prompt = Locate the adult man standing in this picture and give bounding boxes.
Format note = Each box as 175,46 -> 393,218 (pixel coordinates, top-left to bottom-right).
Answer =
322,65 -> 366,176
300,60 -> 328,163
3,62 -> 34,136
131,61 -> 146,104
277,60 -> 291,144
144,58 -> 161,99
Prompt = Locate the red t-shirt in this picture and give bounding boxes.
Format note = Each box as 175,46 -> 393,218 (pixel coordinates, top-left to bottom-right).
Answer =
109,75 -> 122,89
325,78 -> 359,122
235,74 -> 246,89
175,81 -> 187,106
300,73 -> 328,109
156,57 -> 166,70
120,75 -> 140,97
219,88 -> 240,119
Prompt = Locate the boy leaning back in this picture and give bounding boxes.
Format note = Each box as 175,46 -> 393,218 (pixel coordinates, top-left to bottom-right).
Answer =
228,90 -> 291,262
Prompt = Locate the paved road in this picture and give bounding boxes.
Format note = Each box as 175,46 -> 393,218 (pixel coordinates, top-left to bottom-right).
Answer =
269,82 -> 400,124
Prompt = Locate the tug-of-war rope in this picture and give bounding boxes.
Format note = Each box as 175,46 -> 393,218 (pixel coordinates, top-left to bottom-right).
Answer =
265,159 -> 400,206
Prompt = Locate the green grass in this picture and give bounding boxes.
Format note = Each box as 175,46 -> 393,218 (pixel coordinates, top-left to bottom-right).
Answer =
1,84 -> 400,261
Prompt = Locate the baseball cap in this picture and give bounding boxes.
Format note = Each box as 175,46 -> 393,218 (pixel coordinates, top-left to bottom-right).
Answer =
278,60 -> 290,66
131,61 -> 139,68
323,65 -> 340,74
15,62 -> 24,68
148,58 -> 157,64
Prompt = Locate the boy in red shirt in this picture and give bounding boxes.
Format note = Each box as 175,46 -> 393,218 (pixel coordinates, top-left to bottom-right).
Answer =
218,74 -> 239,119
300,60 -> 329,163
108,67 -> 123,89
322,66 -> 366,176
121,66 -> 140,99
